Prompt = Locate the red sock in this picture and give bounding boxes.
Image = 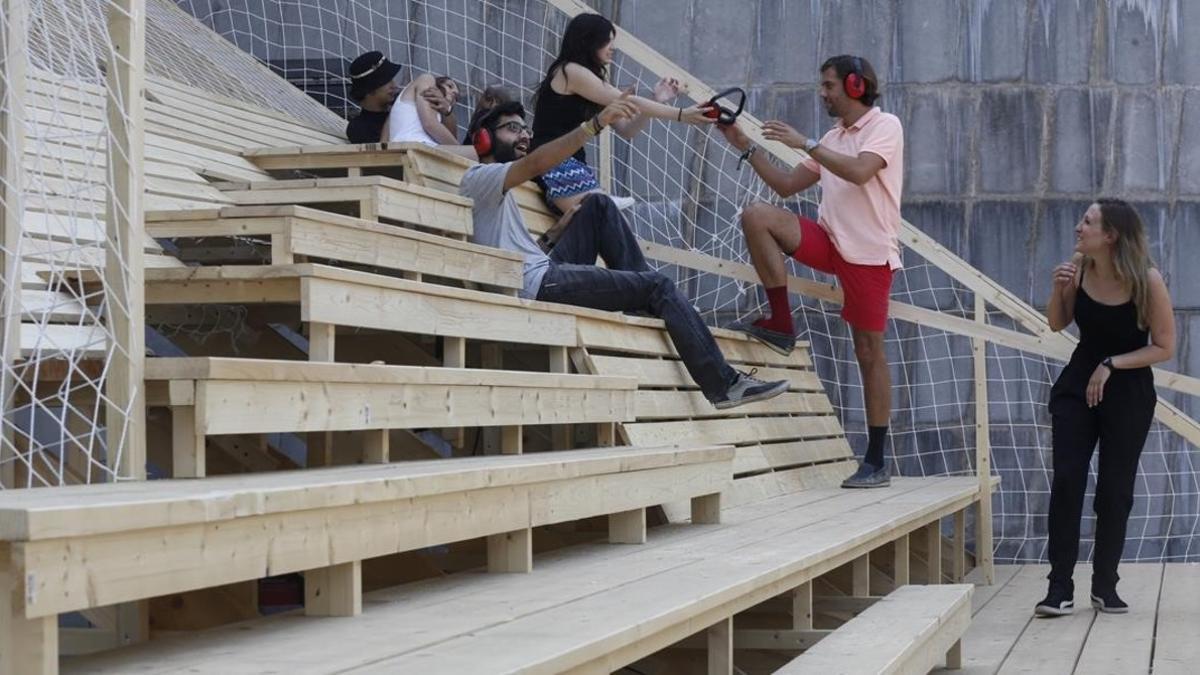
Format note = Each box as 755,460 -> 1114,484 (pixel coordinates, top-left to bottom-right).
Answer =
754,286 -> 794,334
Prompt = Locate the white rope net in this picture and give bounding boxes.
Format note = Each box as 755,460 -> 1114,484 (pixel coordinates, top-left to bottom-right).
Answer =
2,0 -> 1193,565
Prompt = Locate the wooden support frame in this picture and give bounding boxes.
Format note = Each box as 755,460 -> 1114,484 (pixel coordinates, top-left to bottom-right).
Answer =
104,0 -> 146,481
893,533 -> 910,588
691,492 -> 721,524
0,0 -> 27,490
953,509 -> 967,583
974,295 -> 995,584
925,519 -> 943,584
549,346 -> 572,450
487,528 -> 532,574
792,581 -> 813,630
852,553 -> 871,597
707,616 -> 733,675
305,560 -> 362,617
608,508 -> 646,544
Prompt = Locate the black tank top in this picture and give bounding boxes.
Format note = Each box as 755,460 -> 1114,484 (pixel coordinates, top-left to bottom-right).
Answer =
531,70 -> 599,163
1050,267 -> 1153,405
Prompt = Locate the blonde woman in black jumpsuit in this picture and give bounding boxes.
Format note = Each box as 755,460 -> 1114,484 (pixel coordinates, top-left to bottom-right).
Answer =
1036,200 -> 1176,617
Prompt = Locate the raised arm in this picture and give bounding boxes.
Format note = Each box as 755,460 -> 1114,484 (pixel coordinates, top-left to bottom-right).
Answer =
1046,254 -> 1081,332
560,63 -> 711,130
411,74 -> 460,145
503,95 -> 639,193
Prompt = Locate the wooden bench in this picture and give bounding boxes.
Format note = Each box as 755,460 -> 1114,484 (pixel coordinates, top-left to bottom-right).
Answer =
61,477 -> 986,674
777,584 -> 973,674
145,205 -> 524,292
146,357 -> 638,477
215,176 -> 475,238
0,444 -> 732,675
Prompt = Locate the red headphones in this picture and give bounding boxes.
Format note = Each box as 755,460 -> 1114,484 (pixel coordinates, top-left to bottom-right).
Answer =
844,56 -> 867,100
701,87 -> 746,126
472,127 -> 493,156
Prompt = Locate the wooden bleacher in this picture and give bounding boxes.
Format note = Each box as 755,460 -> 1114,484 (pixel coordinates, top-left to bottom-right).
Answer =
0,444 -> 732,674
11,51 -> 995,673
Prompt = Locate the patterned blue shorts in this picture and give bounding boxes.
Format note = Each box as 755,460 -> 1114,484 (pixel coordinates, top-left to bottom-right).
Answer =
540,157 -> 600,203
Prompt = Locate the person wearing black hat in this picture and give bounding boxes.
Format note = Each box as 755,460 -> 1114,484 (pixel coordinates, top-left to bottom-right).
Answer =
346,51 -> 403,143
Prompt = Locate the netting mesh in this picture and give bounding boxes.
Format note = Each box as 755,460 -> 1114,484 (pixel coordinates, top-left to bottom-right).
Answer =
169,0 -> 1198,562
1,0 -> 1194,562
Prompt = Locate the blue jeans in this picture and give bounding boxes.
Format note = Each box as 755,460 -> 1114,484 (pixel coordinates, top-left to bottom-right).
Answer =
536,195 -> 737,401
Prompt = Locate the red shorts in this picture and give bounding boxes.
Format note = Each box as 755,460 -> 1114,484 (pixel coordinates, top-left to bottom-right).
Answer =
793,216 -> 893,332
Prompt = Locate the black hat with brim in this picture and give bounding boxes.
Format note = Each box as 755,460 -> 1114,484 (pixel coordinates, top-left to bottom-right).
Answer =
348,51 -> 402,101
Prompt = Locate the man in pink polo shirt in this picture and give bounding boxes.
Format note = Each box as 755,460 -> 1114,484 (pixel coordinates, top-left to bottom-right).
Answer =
718,55 -> 904,488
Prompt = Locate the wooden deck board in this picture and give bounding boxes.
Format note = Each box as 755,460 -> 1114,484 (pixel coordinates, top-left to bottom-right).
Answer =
1151,562 -> 1200,675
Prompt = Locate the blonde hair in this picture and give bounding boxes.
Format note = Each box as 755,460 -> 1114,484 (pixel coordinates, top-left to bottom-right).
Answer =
1091,199 -> 1155,330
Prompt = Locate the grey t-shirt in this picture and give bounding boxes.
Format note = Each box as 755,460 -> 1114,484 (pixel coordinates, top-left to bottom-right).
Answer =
459,163 -> 551,299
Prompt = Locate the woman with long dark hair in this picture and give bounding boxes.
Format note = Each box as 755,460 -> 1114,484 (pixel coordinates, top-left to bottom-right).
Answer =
1037,200 -> 1175,617
532,12 -> 712,219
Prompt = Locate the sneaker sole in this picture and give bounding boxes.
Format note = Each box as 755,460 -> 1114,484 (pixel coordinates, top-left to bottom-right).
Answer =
713,381 -> 789,410
735,327 -> 795,356
841,478 -> 891,489
1090,595 -> 1129,614
1035,604 -> 1074,617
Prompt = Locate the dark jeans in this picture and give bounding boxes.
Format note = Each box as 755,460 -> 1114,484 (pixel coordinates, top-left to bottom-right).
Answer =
1047,382 -> 1155,591
536,194 -> 737,401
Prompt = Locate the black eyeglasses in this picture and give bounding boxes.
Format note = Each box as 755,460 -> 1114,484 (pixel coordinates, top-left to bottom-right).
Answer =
496,121 -> 530,135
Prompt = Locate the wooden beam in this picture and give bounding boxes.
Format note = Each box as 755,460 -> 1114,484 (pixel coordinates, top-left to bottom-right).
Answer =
691,492 -> 721,524
792,581 -> 812,631
925,520 -> 943,584
973,295 -> 994,584
1,546 -> 57,675
893,533 -> 910,587
707,616 -> 732,675
0,0 -> 27,490
362,429 -> 389,463
104,0 -> 147,480
549,346 -> 572,450
305,560 -> 362,617
487,528 -> 532,573
308,321 -> 336,362
608,508 -> 646,545
171,403 -> 205,478
952,509 -> 966,583
852,554 -> 870,597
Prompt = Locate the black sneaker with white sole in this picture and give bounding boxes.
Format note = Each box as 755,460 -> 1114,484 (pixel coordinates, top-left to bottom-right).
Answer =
1034,585 -> 1075,617
712,368 -> 789,410
730,317 -> 796,356
840,461 -> 890,488
1090,588 -> 1129,614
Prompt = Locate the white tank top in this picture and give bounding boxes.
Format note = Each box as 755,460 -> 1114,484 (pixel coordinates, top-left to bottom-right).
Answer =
387,86 -> 439,146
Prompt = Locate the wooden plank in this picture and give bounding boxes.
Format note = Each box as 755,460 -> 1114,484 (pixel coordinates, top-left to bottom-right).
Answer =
0,445 -> 732,539
589,354 -> 822,391
624,415 -> 844,448
1152,563 -> 1200,675
732,439 -> 854,475
776,584 -> 973,675
996,565 -> 1094,675
634,390 -> 832,420
487,529 -> 532,574
1075,562 -> 1162,674
578,316 -> 811,368
707,616 -> 732,675
60,478 -> 978,674
1,0 -> 28,487
104,0 -> 145,481
301,274 -> 577,347
304,561 -> 362,617
17,458 -> 731,618
608,508 -> 647,545
974,295 -> 994,584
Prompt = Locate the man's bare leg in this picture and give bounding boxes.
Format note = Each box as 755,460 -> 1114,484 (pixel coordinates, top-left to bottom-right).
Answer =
740,202 -> 801,288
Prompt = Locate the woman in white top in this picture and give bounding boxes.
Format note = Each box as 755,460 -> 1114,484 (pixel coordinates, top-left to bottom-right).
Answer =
384,74 -> 476,156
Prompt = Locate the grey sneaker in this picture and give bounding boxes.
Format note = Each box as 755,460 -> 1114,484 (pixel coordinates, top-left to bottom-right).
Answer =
731,317 -> 796,356
840,461 -> 890,488
712,368 -> 789,410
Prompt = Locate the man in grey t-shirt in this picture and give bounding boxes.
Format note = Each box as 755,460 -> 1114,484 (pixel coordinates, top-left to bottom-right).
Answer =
459,98 -> 788,410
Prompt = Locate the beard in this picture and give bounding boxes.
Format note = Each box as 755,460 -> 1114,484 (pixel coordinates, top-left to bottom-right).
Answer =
493,140 -> 520,163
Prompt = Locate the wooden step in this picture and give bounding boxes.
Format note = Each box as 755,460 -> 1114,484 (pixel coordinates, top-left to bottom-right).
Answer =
146,205 -> 523,291
777,584 -> 973,674
0,445 -> 732,675
145,357 -> 638,477
60,477 -> 984,675
215,176 -> 474,237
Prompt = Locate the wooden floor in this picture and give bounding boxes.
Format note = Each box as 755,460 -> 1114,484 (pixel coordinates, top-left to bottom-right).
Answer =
932,563 -> 1198,675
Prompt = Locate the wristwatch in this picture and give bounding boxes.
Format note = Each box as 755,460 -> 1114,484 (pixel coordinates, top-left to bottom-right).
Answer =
1101,357 -> 1115,371
802,137 -> 820,153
